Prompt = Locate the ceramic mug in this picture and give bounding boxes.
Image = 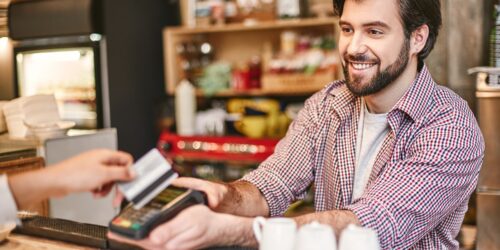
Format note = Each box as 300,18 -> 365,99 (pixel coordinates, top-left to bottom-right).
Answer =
234,115 -> 268,138
252,216 -> 297,250
295,221 -> 336,250
338,224 -> 380,250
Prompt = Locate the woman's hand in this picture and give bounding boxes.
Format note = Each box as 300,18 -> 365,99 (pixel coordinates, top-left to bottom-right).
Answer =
47,149 -> 135,197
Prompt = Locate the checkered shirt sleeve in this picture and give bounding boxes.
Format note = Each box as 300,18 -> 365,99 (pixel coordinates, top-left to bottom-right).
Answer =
241,91 -> 324,216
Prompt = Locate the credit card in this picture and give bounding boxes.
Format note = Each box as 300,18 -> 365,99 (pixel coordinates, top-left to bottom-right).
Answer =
118,148 -> 178,209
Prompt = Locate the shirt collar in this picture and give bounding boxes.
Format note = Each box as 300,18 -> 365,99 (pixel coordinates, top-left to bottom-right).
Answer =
327,81 -> 357,113
390,65 -> 435,122
327,65 -> 435,122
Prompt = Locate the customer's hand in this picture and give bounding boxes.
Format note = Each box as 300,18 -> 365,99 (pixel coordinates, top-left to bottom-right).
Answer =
108,205 -> 248,250
46,149 -> 134,198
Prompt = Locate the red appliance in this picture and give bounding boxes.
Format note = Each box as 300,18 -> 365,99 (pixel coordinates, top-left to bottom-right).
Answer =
157,132 -> 279,164
156,132 -> 315,216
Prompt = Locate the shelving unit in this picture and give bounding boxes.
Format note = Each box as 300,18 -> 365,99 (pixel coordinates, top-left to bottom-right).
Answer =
162,17 -> 341,96
160,19 -> 335,215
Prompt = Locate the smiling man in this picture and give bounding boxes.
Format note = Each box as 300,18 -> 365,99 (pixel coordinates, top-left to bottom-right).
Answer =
109,0 -> 484,249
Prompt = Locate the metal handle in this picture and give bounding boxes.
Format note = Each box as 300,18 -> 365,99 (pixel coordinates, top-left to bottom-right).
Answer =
477,186 -> 500,195
476,91 -> 500,98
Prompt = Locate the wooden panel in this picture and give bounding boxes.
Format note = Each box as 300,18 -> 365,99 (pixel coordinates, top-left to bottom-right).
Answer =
477,194 -> 500,250
426,0 -> 448,86
0,0 -> 9,37
0,157 -> 49,216
447,0 -> 486,108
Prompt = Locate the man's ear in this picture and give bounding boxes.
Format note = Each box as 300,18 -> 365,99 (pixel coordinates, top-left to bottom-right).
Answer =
411,24 -> 430,54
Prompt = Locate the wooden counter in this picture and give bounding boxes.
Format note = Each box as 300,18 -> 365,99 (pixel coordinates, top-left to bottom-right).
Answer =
1,234 -> 95,250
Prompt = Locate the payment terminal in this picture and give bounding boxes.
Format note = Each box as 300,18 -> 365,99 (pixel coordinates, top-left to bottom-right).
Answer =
109,187 -> 207,239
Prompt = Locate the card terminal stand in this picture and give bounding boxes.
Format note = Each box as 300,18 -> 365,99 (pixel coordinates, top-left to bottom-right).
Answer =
109,187 -> 206,239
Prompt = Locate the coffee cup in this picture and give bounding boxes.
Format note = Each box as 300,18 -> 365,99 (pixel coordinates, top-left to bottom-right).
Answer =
338,224 -> 380,250
252,216 -> 297,250
295,221 -> 336,250
234,115 -> 267,138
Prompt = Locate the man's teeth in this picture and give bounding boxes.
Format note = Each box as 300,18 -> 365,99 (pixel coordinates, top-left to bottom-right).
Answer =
352,63 -> 375,70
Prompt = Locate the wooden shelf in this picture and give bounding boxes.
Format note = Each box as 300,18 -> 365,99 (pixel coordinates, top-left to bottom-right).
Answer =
166,17 -> 339,35
194,88 -> 321,97
163,17 -> 340,96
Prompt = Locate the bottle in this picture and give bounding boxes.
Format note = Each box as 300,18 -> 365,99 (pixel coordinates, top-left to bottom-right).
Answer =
277,0 -> 300,19
175,79 -> 196,136
281,30 -> 298,56
248,56 -> 262,89
491,4 -> 500,67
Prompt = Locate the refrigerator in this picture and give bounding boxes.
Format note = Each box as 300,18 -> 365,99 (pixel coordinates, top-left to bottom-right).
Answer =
471,67 -> 500,250
8,0 -> 109,130
14,38 -> 108,129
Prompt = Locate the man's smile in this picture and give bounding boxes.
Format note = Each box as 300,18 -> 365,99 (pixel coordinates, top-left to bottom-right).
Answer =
350,62 -> 377,71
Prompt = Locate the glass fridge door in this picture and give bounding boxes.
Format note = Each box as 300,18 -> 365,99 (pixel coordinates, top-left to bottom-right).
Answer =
16,47 -> 98,129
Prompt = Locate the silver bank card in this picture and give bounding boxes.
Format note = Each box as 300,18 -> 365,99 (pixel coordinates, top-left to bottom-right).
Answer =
118,148 -> 178,209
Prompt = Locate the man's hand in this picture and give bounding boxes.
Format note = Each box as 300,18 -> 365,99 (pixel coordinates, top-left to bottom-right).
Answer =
108,205 -> 256,250
170,177 -> 269,216
170,177 -> 228,210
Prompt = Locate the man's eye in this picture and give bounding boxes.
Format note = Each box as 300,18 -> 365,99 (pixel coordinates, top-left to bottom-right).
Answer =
369,29 -> 383,35
342,27 -> 352,33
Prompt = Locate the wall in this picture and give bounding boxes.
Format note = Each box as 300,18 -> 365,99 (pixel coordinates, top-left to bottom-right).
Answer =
426,0 -> 493,109
103,0 -> 180,158
0,37 -> 14,100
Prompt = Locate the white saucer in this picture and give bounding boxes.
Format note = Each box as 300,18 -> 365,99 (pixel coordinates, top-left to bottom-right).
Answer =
0,223 -> 16,242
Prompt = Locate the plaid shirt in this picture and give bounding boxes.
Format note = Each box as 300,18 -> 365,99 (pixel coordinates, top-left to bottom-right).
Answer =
242,65 -> 484,249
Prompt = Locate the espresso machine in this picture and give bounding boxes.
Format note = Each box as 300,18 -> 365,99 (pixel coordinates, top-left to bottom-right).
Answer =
469,67 -> 500,250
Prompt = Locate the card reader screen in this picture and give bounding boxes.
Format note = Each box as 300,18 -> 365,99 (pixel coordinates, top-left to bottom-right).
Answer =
152,187 -> 187,205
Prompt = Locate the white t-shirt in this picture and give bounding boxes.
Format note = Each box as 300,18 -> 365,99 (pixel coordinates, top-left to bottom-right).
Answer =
0,175 -> 18,224
352,99 -> 390,201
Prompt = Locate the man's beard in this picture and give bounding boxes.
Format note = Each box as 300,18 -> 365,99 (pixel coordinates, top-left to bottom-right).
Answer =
343,38 -> 410,97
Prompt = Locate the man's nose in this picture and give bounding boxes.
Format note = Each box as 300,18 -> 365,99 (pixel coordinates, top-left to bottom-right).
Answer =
346,33 -> 368,56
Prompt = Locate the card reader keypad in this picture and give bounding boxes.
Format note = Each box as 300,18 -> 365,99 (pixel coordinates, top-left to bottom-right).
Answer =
109,187 -> 206,239
111,188 -> 186,231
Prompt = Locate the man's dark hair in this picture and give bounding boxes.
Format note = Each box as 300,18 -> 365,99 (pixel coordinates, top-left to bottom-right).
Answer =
333,0 -> 442,69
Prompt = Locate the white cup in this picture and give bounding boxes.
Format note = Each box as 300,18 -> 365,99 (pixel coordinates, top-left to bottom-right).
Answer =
252,216 -> 297,250
295,221 -> 336,250
338,224 -> 380,250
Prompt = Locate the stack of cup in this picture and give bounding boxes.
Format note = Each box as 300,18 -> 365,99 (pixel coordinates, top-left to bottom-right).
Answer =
338,224 -> 380,250
295,221 -> 337,250
252,217 -> 379,250
253,217 -> 337,250
253,216 -> 297,250
2,94 -> 63,139
2,97 -> 28,138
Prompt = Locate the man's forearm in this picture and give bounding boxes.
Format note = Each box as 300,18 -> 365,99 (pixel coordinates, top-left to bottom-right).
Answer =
294,210 -> 360,238
216,180 -> 269,217
215,209 -> 359,248
218,214 -> 258,247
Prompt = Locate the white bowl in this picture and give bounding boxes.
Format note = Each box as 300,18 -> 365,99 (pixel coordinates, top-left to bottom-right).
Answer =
27,121 -> 76,141
0,223 -> 16,242
0,101 -> 8,133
